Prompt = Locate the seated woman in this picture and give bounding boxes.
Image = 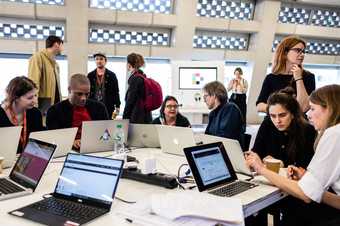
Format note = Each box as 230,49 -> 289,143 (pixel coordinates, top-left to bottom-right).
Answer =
246,84 -> 340,226
0,76 -> 44,153
152,96 -> 190,127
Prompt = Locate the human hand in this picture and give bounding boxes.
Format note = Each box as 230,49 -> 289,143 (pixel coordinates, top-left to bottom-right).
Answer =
291,64 -> 303,80
245,151 -> 266,174
73,139 -> 81,149
287,165 -> 306,180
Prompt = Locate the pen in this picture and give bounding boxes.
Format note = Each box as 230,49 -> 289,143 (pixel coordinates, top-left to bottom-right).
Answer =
125,218 -> 133,223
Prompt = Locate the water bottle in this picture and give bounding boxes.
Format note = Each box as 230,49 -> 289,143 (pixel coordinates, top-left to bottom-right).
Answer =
114,124 -> 125,155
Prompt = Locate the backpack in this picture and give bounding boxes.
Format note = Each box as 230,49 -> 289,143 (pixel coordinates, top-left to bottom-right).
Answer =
135,72 -> 163,112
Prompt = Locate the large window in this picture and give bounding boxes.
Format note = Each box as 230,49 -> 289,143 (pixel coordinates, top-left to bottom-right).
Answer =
0,53 -> 68,102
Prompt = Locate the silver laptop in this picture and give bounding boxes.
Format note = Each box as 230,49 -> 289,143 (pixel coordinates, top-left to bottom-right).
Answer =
0,138 -> 56,201
0,126 -> 22,168
80,120 -> 129,153
195,134 -> 252,176
127,124 -> 160,148
157,126 -> 196,156
29,128 -> 77,158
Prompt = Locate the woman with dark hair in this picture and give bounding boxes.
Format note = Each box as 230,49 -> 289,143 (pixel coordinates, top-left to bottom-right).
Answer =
247,85 -> 340,226
123,53 -> 152,123
227,67 -> 248,124
256,36 -> 316,113
152,96 -> 190,127
0,76 -> 44,153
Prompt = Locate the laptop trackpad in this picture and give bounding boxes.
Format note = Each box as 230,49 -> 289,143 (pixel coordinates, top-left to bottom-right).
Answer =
9,206 -> 80,226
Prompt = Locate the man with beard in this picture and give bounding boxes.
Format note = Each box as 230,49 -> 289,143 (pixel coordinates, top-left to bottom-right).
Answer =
88,53 -> 120,119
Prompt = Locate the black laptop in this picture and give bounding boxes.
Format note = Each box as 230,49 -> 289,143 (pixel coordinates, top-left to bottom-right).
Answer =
184,142 -> 257,197
9,153 -> 124,226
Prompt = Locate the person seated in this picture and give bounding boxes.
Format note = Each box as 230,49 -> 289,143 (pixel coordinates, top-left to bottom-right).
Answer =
0,76 -> 43,153
46,73 -> 108,150
152,96 -> 190,127
246,84 -> 340,226
203,81 -> 244,147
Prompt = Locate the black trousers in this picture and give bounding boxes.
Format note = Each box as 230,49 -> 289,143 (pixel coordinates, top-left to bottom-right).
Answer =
230,93 -> 247,125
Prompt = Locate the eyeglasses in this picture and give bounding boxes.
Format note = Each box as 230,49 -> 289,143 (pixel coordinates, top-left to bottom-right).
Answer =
203,94 -> 210,100
165,104 -> 179,110
289,48 -> 306,55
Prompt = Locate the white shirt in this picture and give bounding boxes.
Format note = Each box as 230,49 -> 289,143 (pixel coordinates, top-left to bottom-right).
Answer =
298,124 -> 340,203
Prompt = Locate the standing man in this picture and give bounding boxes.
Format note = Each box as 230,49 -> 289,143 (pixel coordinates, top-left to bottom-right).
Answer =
88,53 -> 120,119
28,35 -> 63,115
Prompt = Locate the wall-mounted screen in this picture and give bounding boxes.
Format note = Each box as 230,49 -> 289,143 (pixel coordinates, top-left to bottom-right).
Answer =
179,67 -> 217,90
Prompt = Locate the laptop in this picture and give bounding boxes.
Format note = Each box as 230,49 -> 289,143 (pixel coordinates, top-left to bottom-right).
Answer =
9,153 -> 124,226
80,119 -> 129,153
195,134 -> 252,176
0,126 -> 22,168
29,128 -> 77,158
127,124 -> 160,148
0,138 -> 56,201
157,125 -> 196,156
184,142 -> 257,197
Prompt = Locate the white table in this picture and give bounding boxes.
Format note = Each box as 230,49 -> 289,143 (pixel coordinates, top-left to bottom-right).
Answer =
0,148 -> 286,225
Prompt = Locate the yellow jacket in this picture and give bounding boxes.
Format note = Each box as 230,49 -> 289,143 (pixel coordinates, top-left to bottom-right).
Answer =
28,49 -> 61,106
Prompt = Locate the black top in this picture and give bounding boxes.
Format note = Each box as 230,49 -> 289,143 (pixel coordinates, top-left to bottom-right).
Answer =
152,113 -> 191,127
256,70 -> 316,106
123,70 -> 152,124
88,68 -> 121,116
205,101 -> 245,147
0,107 -> 44,153
252,117 -> 316,168
46,99 -> 109,130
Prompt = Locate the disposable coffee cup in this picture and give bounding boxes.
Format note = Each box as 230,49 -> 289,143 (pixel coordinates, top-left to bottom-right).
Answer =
264,158 -> 281,173
0,156 -> 4,174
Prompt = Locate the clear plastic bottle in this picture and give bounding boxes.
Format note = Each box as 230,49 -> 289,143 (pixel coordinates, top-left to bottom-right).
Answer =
114,124 -> 125,155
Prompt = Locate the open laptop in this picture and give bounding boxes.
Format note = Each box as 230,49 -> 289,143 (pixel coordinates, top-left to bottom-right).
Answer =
9,153 -> 124,226
0,126 -> 22,168
195,134 -> 252,176
0,138 -> 56,201
127,124 -> 160,148
80,119 -> 129,153
184,142 -> 257,197
29,128 -> 77,158
157,126 -> 196,156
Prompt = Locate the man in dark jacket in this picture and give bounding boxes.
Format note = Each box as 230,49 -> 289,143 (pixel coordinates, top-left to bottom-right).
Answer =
203,81 -> 245,148
88,52 -> 120,119
46,73 -> 108,150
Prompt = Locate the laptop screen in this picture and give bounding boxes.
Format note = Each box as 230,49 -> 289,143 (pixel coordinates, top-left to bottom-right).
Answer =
10,138 -> 56,190
184,142 -> 237,192
55,154 -> 123,205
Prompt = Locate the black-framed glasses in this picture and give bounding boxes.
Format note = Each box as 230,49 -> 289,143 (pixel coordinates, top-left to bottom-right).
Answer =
289,48 -> 306,55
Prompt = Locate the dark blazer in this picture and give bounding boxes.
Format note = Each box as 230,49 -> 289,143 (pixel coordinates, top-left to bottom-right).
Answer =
46,99 -> 109,130
152,113 -> 191,127
123,70 -> 152,124
88,68 -> 120,116
0,107 -> 44,153
205,101 -> 244,147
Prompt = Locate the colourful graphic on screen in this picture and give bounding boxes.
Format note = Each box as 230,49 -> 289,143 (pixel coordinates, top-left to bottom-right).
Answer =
179,67 -> 217,89
192,72 -> 205,85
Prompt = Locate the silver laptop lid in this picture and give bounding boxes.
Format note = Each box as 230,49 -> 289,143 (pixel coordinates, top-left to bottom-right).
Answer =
0,126 -> 22,168
80,120 -> 129,153
127,124 -> 160,148
29,128 -> 77,158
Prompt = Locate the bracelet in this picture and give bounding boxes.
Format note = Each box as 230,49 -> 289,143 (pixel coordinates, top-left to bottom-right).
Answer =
294,78 -> 303,82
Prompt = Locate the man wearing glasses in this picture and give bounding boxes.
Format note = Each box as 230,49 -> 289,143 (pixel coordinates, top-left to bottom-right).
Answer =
46,74 -> 109,150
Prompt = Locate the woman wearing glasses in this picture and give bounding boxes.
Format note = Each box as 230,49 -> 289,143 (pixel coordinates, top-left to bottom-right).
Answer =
256,36 -> 315,113
152,96 -> 190,127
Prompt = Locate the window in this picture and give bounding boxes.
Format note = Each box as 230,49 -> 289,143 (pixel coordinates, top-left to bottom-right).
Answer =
194,31 -> 249,50
0,53 -> 68,102
1,0 -> 64,5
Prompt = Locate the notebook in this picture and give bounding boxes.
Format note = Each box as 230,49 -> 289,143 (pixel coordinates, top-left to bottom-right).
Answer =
29,128 -> 77,158
9,153 -> 124,226
127,124 -> 160,148
184,142 -> 257,197
157,126 -> 196,156
80,120 -> 129,153
0,138 -> 56,201
0,126 -> 22,168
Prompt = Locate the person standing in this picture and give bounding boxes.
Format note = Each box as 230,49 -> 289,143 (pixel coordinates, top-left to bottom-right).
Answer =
88,53 -> 120,119
28,35 -> 63,115
227,67 -> 248,124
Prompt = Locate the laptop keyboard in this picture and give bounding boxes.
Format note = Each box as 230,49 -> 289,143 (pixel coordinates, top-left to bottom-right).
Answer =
30,197 -> 107,221
210,181 -> 258,197
0,178 -> 25,195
